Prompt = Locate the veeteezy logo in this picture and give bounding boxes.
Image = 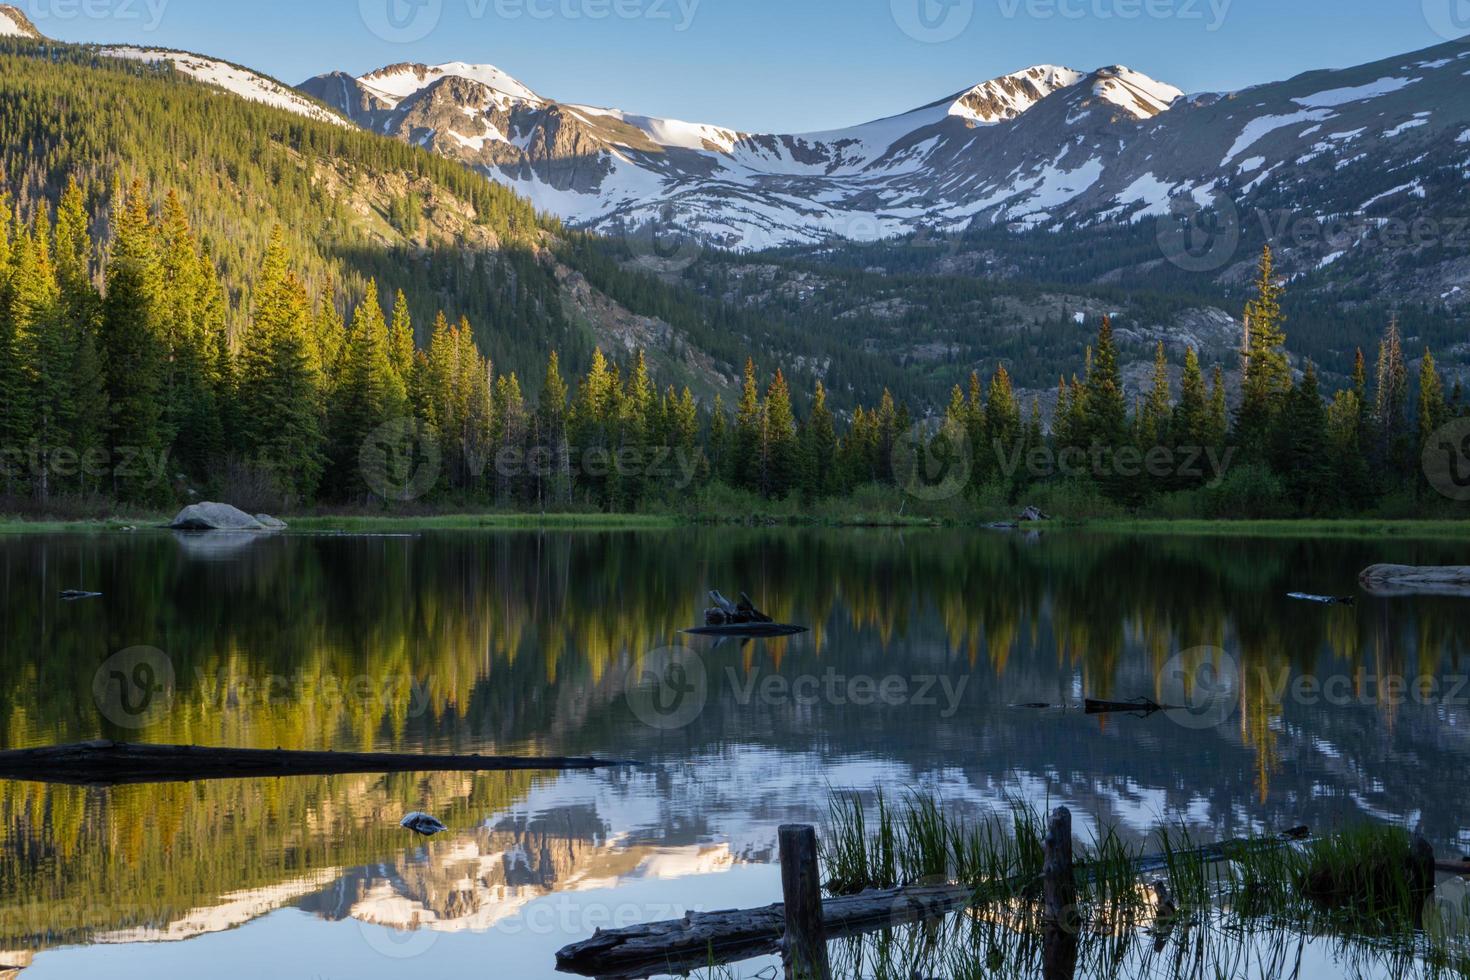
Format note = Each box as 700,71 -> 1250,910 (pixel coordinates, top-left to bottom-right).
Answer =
727,667 -> 971,718
361,0 -> 700,41
996,0 -> 1232,30
892,0 -> 975,42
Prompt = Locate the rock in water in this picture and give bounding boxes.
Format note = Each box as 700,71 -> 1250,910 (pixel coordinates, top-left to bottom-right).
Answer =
255,514 -> 288,530
400,812 -> 448,836
168,502 -> 283,531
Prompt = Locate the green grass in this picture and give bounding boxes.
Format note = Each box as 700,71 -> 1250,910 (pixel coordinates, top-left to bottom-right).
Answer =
818,790 -> 1462,980
284,512 -> 683,532
0,516 -> 163,534
1076,518 -> 1470,539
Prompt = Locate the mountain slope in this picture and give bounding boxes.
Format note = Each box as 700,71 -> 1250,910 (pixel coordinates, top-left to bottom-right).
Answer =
101,46 -> 349,126
298,57 -> 1188,247
299,41 -> 1469,293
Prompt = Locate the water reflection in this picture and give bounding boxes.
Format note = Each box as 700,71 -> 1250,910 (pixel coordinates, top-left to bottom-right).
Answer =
2,527 -> 1469,976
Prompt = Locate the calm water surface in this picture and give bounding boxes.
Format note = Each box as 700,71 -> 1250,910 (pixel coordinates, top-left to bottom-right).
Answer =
2,527 -> 1468,978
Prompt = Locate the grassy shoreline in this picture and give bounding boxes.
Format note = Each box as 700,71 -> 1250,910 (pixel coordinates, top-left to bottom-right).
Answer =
0,511 -> 1466,537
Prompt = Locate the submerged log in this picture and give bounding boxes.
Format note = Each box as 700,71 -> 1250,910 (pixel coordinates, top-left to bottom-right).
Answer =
555,825 -> 1310,978
0,740 -> 635,786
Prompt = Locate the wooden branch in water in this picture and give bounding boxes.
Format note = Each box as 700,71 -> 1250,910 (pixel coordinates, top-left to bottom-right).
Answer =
0,740 -> 636,786
555,826 -> 1310,978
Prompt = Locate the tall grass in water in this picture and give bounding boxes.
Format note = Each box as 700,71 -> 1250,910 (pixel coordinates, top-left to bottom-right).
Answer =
820,791 -> 1470,980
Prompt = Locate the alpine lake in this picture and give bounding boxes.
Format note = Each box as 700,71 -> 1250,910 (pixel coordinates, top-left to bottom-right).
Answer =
3,525 -> 1470,978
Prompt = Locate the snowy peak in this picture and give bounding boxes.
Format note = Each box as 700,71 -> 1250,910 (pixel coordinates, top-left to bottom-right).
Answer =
947,65 -> 1086,124
566,106 -> 744,153
0,4 -> 42,39
102,47 -> 349,126
1085,66 -> 1183,118
358,62 -> 542,108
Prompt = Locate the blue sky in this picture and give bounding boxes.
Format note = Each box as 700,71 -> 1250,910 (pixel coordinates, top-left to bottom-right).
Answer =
20,0 -> 1466,132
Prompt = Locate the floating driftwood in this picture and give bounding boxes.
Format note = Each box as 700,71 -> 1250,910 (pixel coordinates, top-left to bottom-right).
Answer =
555,823 -> 1310,978
1359,564 -> 1470,598
0,740 -> 635,786
59,590 -> 103,601
1287,592 -> 1355,606
691,589 -> 806,639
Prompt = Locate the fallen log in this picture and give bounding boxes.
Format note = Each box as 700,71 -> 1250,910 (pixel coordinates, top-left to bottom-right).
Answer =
555,826 -> 1309,978
1083,697 -> 1183,716
1359,565 -> 1470,598
0,740 -> 635,786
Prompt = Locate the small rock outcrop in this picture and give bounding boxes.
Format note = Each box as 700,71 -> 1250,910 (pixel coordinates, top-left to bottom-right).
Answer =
168,502 -> 286,532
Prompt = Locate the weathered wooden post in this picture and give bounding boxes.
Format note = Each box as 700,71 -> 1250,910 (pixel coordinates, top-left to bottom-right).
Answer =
1042,806 -> 1079,980
779,824 -> 832,980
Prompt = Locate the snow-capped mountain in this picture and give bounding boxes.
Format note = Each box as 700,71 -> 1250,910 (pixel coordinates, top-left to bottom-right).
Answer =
299,58 -> 1191,248
298,41 -> 1470,264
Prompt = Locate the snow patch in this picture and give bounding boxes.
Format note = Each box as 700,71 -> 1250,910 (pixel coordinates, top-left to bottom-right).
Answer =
1292,75 -> 1420,108
1383,118 -> 1428,138
1115,172 -> 1175,218
1362,180 -> 1424,209
1222,109 -> 1334,165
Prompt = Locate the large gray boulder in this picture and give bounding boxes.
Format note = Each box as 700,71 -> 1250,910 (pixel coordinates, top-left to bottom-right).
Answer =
169,502 -> 285,532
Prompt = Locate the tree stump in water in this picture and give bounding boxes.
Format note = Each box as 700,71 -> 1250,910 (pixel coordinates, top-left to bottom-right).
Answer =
779,824 -> 831,980
1043,806 -> 1079,980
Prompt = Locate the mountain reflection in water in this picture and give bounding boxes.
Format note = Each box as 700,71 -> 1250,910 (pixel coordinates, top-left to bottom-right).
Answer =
2,527 -> 1467,976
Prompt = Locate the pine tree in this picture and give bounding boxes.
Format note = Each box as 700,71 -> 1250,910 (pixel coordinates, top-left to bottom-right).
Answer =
1208,366 -> 1229,449
492,372 -> 527,503
1174,348 -> 1208,449
539,350 -> 570,505
1326,387 -> 1373,509
15,211 -> 66,500
312,278 -> 346,386
984,366 -> 1021,486
237,229 -> 324,501
1084,316 -> 1127,455
327,279 -> 405,498
1418,347 -> 1448,460
875,389 -> 900,486
1236,245 -> 1291,457
707,394 -> 728,484
156,190 -> 223,477
388,289 -> 414,383
100,179 -> 167,501
1139,342 -> 1171,449
805,379 -> 840,499
732,358 -> 763,491
1374,317 -> 1410,475
53,178 -> 107,495
764,369 -> 799,498
1273,362 -> 1332,513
